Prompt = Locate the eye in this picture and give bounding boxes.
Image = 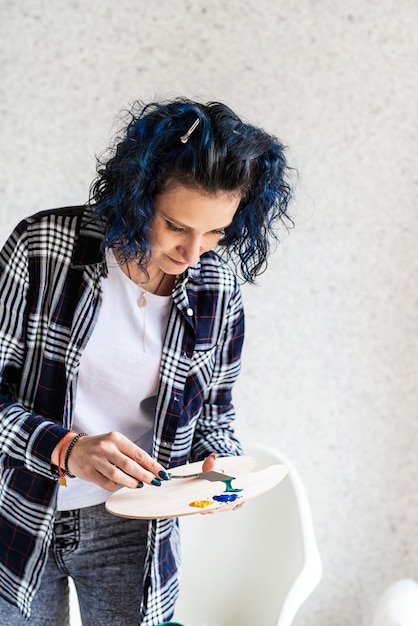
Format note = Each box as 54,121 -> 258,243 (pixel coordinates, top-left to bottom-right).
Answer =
212,229 -> 226,237
166,220 -> 186,233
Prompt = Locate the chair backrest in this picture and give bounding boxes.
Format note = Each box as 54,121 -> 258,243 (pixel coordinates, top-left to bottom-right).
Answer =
173,442 -> 322,626
370,579 -> 418,626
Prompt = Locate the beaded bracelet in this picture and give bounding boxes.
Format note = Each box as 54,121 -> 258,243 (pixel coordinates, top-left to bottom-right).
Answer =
57,431 -> 77,487
63,432 -> 88,478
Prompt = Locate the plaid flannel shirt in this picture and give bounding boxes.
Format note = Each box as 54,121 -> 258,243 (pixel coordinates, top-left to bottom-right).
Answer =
0,205 -> 244,623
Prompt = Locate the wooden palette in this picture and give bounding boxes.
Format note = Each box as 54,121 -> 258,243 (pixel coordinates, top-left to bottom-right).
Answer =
105,456 -> 287,519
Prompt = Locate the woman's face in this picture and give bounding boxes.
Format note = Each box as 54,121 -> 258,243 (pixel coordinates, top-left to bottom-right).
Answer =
149,184 -> 241,275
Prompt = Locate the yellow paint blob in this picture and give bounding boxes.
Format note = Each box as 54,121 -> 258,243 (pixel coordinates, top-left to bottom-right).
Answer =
189,500 -> 214,508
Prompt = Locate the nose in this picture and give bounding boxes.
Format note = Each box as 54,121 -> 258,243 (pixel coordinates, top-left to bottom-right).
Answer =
178,235 -> 203,266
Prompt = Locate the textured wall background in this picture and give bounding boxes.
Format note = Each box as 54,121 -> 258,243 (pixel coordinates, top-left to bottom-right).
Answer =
0,1 -> 417,624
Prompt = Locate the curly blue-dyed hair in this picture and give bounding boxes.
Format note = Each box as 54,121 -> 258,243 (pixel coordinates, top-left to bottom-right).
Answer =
91,98 -> 294,283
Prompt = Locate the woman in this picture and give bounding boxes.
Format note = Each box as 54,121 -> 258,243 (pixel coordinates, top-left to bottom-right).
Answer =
0,98 -> 293,625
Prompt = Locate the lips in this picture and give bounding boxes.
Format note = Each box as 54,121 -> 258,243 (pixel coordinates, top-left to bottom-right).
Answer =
168,256 -> 188,267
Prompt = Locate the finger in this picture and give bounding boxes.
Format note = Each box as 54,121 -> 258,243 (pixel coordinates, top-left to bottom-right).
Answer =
105,457 -> 165,489
102,438 -> 170,487
73,455 -> 157,491
201,453 -> 216,472
109,432 -> 170,480
91,469 -> 120,492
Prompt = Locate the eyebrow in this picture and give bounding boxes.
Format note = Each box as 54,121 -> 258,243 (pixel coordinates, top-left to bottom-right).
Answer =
160,211 -> 232,231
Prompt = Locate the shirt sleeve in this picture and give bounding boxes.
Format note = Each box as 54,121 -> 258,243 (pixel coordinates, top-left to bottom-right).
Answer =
190,278 -> 245,461
0,222 -> 68,479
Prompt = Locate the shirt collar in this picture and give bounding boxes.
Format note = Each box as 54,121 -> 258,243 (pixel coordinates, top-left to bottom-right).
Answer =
71,206 -> 105,268
182,259 -> 203,285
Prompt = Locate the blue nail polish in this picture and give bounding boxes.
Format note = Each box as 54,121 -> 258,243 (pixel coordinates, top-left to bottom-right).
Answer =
158,470 -> 170,481
136,481 -> 144,489
151,477 -> 162,487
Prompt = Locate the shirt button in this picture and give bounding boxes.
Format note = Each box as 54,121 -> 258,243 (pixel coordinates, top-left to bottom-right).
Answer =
55,523 -> 65,535
186,308 -> 193,316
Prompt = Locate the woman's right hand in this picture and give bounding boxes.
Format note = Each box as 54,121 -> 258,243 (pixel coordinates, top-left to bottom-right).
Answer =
52,431 -> 170,491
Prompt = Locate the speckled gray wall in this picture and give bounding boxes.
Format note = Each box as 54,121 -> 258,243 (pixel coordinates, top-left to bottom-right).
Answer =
1,1 -> 417,625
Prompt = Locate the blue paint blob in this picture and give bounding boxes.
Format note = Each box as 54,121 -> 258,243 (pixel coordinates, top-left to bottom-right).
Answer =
213,493 -> 241,503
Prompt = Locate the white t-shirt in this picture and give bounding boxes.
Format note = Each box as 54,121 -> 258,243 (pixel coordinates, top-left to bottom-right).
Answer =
57,250 -> 171,510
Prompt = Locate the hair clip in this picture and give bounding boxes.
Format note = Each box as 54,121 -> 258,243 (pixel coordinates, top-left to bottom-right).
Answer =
180,118 -> 200,143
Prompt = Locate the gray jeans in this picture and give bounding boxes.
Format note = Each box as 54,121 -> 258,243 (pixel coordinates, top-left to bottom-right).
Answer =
0,503 -> 150,625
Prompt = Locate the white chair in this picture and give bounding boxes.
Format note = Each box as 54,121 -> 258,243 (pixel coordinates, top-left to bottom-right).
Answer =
371,579 -> 418,626
69,577 -> 82,625
173,442 -> 322,626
